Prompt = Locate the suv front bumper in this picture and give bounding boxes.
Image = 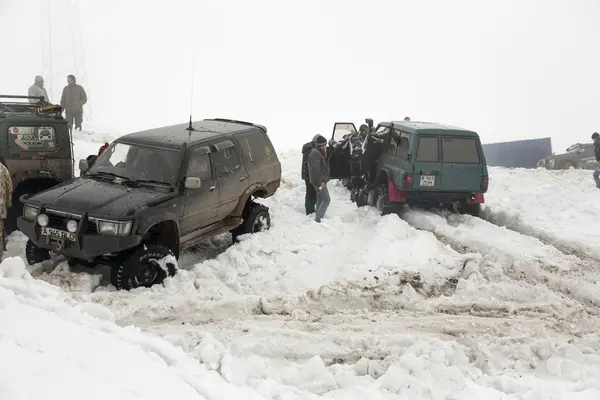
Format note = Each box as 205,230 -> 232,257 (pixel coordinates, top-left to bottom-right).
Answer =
17,216 -> 142,260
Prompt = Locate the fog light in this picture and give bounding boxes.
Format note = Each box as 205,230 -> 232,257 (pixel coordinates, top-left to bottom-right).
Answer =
66,220 -> 78,233
37,214 -> 49,227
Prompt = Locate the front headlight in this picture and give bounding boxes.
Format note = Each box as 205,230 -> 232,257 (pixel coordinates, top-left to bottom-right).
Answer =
97,220 -> 132,236
23,205 -> 39,220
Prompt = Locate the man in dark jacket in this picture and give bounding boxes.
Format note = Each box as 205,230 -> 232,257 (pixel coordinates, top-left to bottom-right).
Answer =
301,140 -> 317,214
592,132 -> 600,188
308,134 -> 331,223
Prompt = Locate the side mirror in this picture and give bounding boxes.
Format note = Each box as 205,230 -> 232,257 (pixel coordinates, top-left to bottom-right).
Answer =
365,118 -> 373,128
78,159 -> 89,173
184,177 -> 202,189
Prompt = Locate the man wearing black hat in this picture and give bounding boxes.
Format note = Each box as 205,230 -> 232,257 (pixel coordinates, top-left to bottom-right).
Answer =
301,139 -> 317,214
308,134 -> 331,223
592,132 -> 600,188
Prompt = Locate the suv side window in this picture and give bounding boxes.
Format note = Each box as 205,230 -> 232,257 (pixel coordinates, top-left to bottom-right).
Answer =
386,129 -> 400,154
238,130 -> 273,164
416,136 -> 439,162
186,150 -> 212,181
211,147 -> 241,177
396,131 -> 411,159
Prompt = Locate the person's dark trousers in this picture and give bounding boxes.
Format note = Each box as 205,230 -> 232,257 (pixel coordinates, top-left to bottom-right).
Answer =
305,180 -> 317,215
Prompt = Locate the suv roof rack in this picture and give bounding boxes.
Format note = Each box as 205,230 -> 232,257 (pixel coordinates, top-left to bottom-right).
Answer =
0,95 -> 64,119
206,118 -> 267,133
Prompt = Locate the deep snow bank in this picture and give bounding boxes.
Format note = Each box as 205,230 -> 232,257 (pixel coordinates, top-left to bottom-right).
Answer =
0,257 -> 279,400
484,167 -> 600,259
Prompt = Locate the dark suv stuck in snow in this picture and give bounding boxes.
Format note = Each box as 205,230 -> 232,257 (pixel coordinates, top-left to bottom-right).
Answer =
328,119 -> 489,216
17,118 -> 281,290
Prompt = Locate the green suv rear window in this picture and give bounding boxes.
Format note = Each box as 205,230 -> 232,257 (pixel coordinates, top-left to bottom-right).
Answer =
441,137 -> 480,164
8,126 -> 57,152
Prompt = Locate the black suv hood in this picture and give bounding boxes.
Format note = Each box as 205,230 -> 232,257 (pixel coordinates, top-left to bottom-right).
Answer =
29,178 -> 172,217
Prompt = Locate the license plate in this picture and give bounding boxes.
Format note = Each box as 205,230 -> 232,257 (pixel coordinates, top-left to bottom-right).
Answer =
41,227 -> 76,241
420,175 -> 436,186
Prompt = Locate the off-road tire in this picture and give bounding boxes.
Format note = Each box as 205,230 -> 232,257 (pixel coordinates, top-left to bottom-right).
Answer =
462,203 -> 481,217
366,189 -> 378,207
231,202 -> 271,242
375,185 -> 394,215
25,239 -> 51,265
356,189 -> 368,208
110,244 -> 177,290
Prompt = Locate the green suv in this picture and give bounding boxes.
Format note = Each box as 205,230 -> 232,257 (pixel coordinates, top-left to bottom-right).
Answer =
328,119 -> 489,216
0,95 -> 74,234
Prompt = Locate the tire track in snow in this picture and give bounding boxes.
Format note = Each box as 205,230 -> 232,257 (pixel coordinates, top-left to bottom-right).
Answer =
480,206 -> 600,263
400,209 -> 600,313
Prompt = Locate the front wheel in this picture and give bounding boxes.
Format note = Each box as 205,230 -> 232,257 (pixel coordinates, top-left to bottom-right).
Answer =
111,244 -> 177,290
25,240 -> 51,265
231,202 -> 271,242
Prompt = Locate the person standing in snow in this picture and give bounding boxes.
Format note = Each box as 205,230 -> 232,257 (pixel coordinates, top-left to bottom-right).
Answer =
308,134 -> 331,223
0,158 -> 13,258
301,139 -> 317,215
592,132 -> 600,189
27,75 -> 50,103
60,74 -> 88,132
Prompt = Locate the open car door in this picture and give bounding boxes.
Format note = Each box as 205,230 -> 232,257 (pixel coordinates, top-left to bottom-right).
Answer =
328,122 -> 357,179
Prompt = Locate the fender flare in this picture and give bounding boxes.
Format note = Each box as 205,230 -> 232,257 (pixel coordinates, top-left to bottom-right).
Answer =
231,183 -> 269,217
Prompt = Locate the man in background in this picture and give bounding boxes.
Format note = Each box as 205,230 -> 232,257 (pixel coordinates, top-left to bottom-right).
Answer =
308,134 -> 331,223
28,76 -> 50,103
60,74 -> 88,132
301,139 -> 316,215
592,132 -> 600,189
0,157 -> 13,258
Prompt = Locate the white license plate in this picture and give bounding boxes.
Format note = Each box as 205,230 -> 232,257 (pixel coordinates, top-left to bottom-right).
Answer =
420,175 -> 436,186
41,227 -> 76,241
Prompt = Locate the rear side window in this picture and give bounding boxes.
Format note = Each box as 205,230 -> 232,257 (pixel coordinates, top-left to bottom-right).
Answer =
237,130 -> 274,163
211,147 -> 241,176
442,137 -> 480,163
8,126 -> 57,152
416,137 -> 439,162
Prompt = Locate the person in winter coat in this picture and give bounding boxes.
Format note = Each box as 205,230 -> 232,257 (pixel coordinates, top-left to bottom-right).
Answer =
592,132 -> 600,188
60,74 -> 88,132
307,134 -> 331,223
301,140 -> 317,215
28,76 -> 50,103
0,159 -> 13,258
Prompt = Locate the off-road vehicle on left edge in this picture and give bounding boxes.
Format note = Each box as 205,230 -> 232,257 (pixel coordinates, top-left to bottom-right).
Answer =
0,95 -> 74,234
17,118 -> 281,290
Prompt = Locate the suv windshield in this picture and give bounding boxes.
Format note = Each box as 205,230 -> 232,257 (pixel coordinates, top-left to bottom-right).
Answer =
88,142 -> 180,185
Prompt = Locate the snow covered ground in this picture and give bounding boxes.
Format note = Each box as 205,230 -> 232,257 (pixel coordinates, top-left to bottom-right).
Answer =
2,133 -> 600,399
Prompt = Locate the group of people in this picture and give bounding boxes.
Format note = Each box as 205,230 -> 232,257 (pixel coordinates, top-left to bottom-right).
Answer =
301,134 -> 331,223
28,74 -> 88,132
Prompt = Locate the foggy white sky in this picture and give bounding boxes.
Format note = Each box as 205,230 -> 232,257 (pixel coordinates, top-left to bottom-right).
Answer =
1,0 -> 599,152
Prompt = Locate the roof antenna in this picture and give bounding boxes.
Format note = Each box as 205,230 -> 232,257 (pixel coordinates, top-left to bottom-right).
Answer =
186,50 -> 196,133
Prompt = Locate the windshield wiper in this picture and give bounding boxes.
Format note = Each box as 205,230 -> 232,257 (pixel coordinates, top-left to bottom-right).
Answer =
135,179 -> 171,187
88,171 -> 140,186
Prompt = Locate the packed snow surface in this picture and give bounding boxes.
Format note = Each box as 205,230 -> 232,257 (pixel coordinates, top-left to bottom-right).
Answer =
1,131 -> 600,399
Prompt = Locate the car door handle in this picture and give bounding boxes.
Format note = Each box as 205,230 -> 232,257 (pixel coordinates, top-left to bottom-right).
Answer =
240,176 -> 246,181
420,170 -> 439,175
209,186 -> 216,191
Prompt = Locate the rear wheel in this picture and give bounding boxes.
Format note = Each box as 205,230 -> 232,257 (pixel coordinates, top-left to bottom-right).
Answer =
356,189 -> 368,207
111,244 -> 177,290
375,185 -> 394,215
462,203 -> 481,217
25,240 -> 51,265
231,202 -> 271,242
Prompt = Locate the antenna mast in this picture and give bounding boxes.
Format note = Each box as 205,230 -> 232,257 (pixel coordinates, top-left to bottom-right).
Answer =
186,51 -> 196,132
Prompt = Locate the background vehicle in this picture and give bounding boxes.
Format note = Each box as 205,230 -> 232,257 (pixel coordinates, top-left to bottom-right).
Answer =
537,143 -> 596,170
328,119 -> 489,216
0,95 -> 74,235
18,118 -> 281,290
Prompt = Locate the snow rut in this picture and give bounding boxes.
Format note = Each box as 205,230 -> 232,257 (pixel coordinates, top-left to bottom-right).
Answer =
401,209 -> 600,316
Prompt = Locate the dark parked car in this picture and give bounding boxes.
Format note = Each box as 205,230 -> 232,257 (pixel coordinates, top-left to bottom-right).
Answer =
537,143 -> 596,170
328,118 -> 489,216
18,118 -> 281,290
